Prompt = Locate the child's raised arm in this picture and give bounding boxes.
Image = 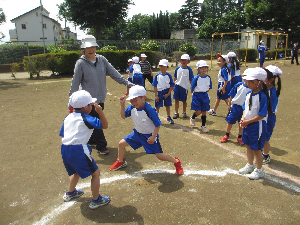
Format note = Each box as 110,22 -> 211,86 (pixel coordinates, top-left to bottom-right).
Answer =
120,95 -> 126,119
94,103 -> 108,129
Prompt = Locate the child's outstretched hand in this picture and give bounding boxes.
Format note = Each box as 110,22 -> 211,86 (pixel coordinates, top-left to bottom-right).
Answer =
120,95 -> 126,104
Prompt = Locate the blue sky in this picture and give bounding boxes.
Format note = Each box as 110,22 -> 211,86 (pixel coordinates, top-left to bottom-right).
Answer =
0,0 -> 196,42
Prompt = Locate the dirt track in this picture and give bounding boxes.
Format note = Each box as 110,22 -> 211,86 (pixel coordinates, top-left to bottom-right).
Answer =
0,59 -> 299,225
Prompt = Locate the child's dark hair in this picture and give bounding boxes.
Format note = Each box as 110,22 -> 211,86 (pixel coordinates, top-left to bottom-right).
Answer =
219,56 -> 230,74
265,68 -> 281,97
230,57 -> 240,73
249,79 -> 272,114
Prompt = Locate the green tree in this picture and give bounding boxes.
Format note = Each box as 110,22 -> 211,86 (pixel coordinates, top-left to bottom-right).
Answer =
178,0 -> 201,29
59,0 -> 131,39
57,2 -> 72,28
0,8 -> 6,25
169,12 -> 183,31
123,14 -> 152,40
148,11 -> 171,39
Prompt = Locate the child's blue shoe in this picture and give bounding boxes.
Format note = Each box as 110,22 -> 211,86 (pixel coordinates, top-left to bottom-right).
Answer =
89,195 -> 111,209
63,189 -> 84,202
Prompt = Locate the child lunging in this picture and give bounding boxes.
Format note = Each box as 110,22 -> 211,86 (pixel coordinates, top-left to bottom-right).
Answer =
220,81 -> 250,144
60,90 -> 110,209
130,56 -> 144,87
190,60 -> 212,133
262,65 -> 282,164
152,59 -> 175,124
239,67 -> 272,180
173,54 -> 194,119
209,55 -> 231,116
109,85 -> 183,175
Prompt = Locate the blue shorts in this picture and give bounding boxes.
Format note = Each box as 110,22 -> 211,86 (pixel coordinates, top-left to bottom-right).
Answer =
127,77 -> 133,88
61,144 -> 98,179
230,76 -> 242,90
242,120 -> 266,150
191,92 -> 210,111
173,85 -> 188,102
133,74 -> 144,87
226,104 -> 243,124
266,113 -> 276,141
217,82 -> 231,100
124,129 -> 163,154
155,88 -> 172,108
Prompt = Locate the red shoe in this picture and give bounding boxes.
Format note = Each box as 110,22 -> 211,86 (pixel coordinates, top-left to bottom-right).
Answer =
237,137 -> 244,145
174,157 -> 183,175
125,92 -> 129,96
221,135 -> 229,143
109,158 -> 127,171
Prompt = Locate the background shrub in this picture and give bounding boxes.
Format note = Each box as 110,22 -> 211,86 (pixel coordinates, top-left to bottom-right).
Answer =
179,43 -> 198,57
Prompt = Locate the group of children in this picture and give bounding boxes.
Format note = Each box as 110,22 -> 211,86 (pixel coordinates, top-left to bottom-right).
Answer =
59,51 -> 282,209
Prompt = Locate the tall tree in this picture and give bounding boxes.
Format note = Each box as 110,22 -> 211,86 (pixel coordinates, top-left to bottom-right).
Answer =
59,0 -> 131,39
178,0 -> 201,29
0,8 -> 6,25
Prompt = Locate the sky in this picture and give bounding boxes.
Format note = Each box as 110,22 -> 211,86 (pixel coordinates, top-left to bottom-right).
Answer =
0,0 -> 191,42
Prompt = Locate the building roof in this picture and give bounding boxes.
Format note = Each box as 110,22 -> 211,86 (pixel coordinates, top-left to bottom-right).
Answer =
11,6 -> 50,22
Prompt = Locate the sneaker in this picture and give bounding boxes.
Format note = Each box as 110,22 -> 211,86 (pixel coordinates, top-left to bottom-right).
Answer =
125,92 -> 129,96
98,148 -> 109,155
63,189 -> 84,202
167,116 -> 174,124
174,157 -> 183,175
190,117 -> 196,126
246,168 -> 265,180
237,137 -> 244,145
182,112 -> 188,118
173,113 -> 179,119
263,154 -> 270,164
201,126 -> 209,133
208,109 -> 216,116
109,158 -> 127,171
221,135 -> 229,143
89,195 -> 111,209
239,163 -> 255,174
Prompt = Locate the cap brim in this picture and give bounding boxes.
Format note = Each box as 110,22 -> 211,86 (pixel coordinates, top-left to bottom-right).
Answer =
81,42 -> 99,48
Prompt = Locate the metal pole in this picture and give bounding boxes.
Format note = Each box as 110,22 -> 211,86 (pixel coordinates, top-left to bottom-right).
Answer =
284,35 -> 288,66
210,34 -> 215,70
245,33 -> 249,67
220,34 -> 224,54
40,0 -> 46,53
275,35 -> 279,64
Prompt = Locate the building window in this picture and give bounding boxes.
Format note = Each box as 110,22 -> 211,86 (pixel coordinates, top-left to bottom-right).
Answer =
43,24 -> 47,29
22,24 -> 26,29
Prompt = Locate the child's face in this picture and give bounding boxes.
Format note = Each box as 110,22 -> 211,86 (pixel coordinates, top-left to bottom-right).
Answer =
159,65 -> 168,74
127,62 -> 133,66
130,96 -> 146,109
83,103 -> 93,114
180,59 -> 190,67
264,77 -> 274,86
217,57 -> 226,68
141,57 -> 146,62
197,66 -> 208,76
244,79 -> 259,90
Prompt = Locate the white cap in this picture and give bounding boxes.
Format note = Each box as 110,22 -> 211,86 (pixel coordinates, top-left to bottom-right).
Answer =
265,65 -> 282,76
132,56 -> 139,63
218,54 -> 229,63
141,53 -> 147,58
81,35 -> 99,49
181,54 -> 190,60
69,90 -> 97,108
227,51 -> 236,58
242,67 -> 267,81
159,59 -> 169,66
127,85 -> 146,100
128,59 -> 133,63
196,60 -> 209,68
260,40 -> 264,44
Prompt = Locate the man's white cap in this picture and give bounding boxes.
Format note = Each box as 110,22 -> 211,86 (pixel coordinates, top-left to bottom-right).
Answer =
260,40 -> 264,44
218,54 -> 229,63
141,53 -> 147,58
127,85 -> 146,100
69,90 -> 97,108
181,54 -> 190,60
81,35 -> 99,49
227,51 -> 236,58
242,67 -> 267,81
159,59 -> 169,66
128,59 -> 133,63
132,56 -> 139,63
196,60 -> 209,68
265,65 -> 282,76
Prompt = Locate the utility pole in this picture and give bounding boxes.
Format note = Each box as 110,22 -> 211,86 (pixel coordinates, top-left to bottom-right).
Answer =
40,0 -> 46,53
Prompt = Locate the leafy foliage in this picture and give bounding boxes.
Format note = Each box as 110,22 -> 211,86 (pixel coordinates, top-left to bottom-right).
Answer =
178,0 -> 201,29
148,11 -> 171,39
0,8 -> 5,25
100,45 -> 118,51
140,42 -> 160,51
179,43 -> 198,57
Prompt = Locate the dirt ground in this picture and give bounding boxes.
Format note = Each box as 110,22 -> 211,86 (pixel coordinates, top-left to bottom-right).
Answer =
0,59 -> 299,225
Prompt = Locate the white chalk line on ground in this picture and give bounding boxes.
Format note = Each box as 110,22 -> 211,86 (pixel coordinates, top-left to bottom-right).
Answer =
33,168 -> 300,225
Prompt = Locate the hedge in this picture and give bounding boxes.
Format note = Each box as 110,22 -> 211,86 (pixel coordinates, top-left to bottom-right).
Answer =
22,50 -> 161,77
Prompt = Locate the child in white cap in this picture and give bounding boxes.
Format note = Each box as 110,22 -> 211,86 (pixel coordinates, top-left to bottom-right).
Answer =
190,60 -> 212,133
130,56 -> 144,87
258,40 -> 269,67
60,90 -> 110,209
209,55 -> 231,116
125,58 -> 134,95
109,85 -> 183,175
239,67 -> 272,180
173,54 -> 194,119
152,59 -> 175,124
262,65 -> 282,164
139,53 -> 153,87
227,51 -> 242,89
